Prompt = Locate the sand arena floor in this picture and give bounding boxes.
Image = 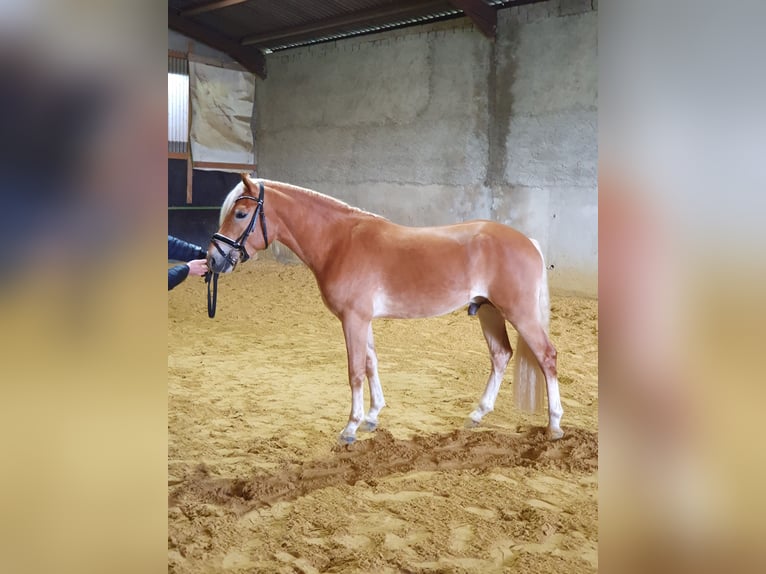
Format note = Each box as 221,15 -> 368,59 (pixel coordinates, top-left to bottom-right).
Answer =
168,259 -> 598,573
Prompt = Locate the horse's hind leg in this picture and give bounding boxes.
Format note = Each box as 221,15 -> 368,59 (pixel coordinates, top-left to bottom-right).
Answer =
514,319 -> 564,440
360,324 -> 385,432
467,304 -> 513,426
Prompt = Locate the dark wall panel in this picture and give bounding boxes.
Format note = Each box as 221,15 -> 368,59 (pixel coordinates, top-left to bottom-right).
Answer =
191,169 -> 242,207
168,159 -> 245,247
168,209 -> 219,250
168,159 -> 242,207
167,158 -> 187,206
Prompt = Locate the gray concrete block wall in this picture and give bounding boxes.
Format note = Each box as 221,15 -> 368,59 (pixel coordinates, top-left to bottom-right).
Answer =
256,21 -> 492,229
493,4 -> 598,294
254,1 -> 597,295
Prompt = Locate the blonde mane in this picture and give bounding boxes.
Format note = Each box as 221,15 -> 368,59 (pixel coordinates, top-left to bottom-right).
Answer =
263,179 -> 382,219
219,178 -> 383,225
219,181 -> 246,226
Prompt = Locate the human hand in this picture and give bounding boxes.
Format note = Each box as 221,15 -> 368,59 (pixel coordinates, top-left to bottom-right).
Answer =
186,259 -> 208,277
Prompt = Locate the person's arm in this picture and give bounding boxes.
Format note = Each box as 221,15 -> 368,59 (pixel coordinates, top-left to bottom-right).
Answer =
168,259 -> 207,291
168,235 -> 207,262
168,263 -> 190,290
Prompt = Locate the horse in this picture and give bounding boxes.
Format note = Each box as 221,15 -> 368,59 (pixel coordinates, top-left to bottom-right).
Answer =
207,175 -> 564,444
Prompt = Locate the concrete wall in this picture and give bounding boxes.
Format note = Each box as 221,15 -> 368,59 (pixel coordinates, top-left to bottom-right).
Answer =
254,0 -> 597,295
256,21 -> 492,226
492,1 -> 598,294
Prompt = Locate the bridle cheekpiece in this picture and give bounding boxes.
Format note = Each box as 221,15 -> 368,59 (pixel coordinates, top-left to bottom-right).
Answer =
211,180 -> 268,266
206,180 -> 268,318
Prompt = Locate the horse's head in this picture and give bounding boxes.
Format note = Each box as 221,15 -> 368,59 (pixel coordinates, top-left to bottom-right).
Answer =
208,174 -> 269,273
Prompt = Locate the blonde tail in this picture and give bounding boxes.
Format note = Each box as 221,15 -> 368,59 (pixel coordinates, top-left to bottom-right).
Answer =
513,239 -> 549,413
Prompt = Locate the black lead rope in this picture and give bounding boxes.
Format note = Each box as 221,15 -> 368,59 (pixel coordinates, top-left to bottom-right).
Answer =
205,271 -> 219,318
206,181 -> 268,319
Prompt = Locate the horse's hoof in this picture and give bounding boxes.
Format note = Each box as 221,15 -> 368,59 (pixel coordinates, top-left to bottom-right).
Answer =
464,417 -> 480,429
338,434 -> 356,445
360,420 -> 377,432
547,427 -> 564,440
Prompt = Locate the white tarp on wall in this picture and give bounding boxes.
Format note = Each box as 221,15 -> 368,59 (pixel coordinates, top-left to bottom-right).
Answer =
189,61 -> 255,169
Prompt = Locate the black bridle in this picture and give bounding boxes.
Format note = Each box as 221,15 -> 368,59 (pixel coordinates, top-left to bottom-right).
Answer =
205,181 -> 268,318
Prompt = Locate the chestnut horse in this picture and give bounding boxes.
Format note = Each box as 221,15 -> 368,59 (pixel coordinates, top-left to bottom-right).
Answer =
208,175 -> 564,444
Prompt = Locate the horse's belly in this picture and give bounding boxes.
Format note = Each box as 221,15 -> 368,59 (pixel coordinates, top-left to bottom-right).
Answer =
372,288 -> 470,319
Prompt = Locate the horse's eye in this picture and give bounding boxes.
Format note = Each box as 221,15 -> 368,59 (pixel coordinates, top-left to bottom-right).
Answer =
235,211 -> 247,219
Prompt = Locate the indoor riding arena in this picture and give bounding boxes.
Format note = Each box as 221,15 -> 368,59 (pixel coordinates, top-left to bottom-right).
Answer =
168,1 -> 598,572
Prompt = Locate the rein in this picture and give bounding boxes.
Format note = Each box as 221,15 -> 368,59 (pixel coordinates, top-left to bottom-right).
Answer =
205,271 -> 219,318
206,181 -> 268,318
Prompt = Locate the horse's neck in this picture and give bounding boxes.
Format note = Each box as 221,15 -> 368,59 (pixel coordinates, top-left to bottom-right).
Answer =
267,185 -> 356,273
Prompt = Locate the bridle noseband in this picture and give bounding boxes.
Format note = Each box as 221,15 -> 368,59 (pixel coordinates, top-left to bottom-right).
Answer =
206,180 -> 268,318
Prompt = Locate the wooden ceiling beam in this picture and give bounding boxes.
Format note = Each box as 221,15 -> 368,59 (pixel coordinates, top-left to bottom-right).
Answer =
181,0 -> 250,17
447,0 -> 496,38
240,0 -> 451,47
169,9 -> 267,78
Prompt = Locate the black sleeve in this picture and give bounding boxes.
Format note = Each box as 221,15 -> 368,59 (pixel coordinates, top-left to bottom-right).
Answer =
168,264 -> 190,290
168,235 -> 207,262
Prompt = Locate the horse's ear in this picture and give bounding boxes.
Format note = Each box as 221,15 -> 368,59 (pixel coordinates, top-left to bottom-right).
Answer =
241,173 -> 253,191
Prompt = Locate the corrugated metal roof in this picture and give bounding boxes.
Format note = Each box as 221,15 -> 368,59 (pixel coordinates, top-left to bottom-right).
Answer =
168,1 -> 544,77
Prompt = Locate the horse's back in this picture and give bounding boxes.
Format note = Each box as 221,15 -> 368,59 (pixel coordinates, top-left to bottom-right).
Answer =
369,218 -> 540,267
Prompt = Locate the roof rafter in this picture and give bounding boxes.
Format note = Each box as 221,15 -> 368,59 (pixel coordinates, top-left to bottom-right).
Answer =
447,0 -> 496,38
169,9 -> 267,78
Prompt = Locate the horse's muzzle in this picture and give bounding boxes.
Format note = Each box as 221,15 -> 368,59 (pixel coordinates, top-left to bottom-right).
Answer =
208,249 -> 237,274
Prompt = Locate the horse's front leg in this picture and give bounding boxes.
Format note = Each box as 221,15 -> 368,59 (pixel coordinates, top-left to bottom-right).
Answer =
360,324 -> 385,432
339,313 -> 370,444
